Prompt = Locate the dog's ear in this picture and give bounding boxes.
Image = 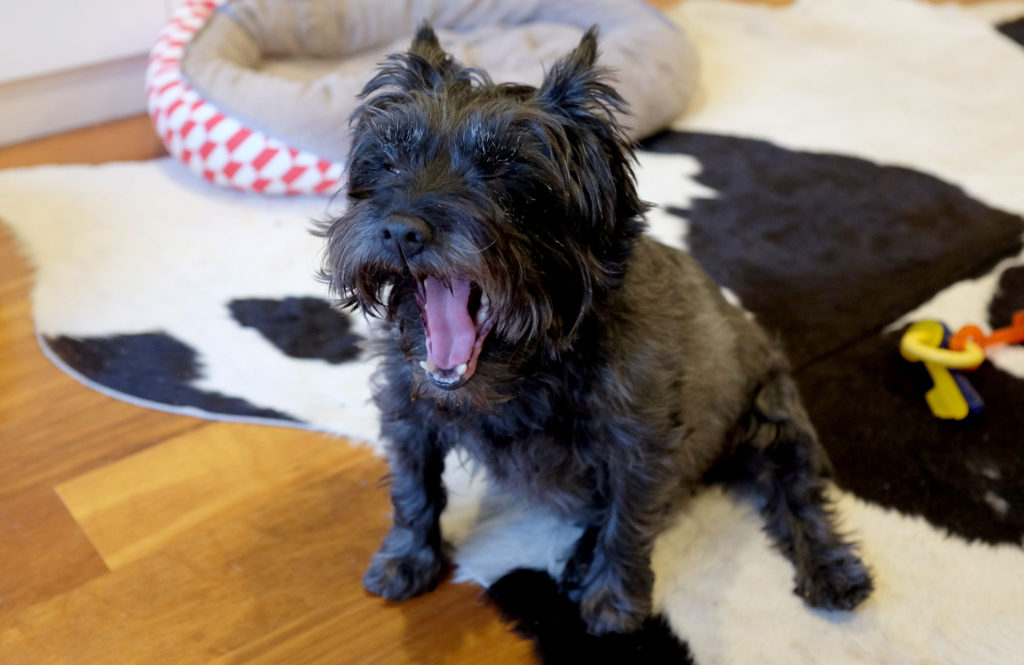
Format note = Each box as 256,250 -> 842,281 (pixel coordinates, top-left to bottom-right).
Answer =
533,26 -> 637,223
357,22 -> 463,103
537,27 -> 624,121
409,23 -> 448,69
406,22 -> 464,85
530,26 -> 647,343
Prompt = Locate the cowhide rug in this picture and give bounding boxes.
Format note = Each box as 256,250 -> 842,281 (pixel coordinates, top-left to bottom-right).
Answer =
2,0 -> 1024,663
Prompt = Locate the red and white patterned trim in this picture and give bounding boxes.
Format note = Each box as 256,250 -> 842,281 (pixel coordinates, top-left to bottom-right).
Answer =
145,0 -> 345,196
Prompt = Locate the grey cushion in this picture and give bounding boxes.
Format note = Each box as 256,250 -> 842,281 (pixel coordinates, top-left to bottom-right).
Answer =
181,0 -> 699,163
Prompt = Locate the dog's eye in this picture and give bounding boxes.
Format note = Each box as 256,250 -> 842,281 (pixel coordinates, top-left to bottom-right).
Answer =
384,163 -> 402,175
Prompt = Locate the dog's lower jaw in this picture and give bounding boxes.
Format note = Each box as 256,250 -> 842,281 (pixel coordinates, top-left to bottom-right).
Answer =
422,369 -> 470,391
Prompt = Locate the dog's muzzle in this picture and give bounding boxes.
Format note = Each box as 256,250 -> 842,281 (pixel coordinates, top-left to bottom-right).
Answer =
381,214 -> 433,260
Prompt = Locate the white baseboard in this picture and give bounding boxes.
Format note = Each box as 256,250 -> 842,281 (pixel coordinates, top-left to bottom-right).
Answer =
0,54 -> 151,147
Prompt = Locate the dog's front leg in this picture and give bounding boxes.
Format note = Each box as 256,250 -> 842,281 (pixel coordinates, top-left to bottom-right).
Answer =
566,471 -> 662,635
363,425 -> 447,601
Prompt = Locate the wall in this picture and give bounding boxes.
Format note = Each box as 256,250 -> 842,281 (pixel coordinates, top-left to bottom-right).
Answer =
0,0 -> 187,145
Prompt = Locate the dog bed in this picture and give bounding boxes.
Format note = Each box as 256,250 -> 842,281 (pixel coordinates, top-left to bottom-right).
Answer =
146,0 -> 699,195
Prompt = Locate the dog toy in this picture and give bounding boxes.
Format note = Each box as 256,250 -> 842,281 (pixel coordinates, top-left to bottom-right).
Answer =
900,321 -> 984,420
900,310 -> 1024,420
949,311 -> 1024,352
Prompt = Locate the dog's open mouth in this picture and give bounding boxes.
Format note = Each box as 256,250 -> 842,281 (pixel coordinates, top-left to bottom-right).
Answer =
415,275 -> 496,389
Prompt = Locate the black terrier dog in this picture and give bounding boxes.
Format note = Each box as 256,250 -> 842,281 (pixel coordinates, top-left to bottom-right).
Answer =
321,25 -> 872,635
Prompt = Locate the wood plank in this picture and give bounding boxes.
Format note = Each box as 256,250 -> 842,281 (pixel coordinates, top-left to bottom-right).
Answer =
1,441 -> 533,665
0,486 -> 108,620
56,422 -> 365,569
0,114 -> 166,169
210,585 -> 530,665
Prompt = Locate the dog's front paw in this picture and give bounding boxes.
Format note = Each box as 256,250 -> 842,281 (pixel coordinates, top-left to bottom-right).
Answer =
796,549 -> 873,611
576,555 -> 652,635
363,530 -> 445,601
579,585 -> 649,635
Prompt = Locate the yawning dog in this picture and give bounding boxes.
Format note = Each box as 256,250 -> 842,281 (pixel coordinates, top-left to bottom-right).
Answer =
320,25 -> 872,635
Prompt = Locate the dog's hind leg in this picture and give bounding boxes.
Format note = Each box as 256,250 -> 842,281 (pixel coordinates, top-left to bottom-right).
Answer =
732,372 -> 873,610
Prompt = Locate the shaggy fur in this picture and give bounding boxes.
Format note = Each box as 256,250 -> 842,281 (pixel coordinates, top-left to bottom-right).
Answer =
320,25 -> 872,635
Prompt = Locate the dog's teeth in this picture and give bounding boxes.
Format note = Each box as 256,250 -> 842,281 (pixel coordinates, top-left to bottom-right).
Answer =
420,360 -> 437,372
476,305 -> 489,324
456,363 -> 468,376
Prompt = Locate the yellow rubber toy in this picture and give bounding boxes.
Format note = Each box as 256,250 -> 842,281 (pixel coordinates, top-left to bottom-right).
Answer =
900,321 -> 984,368
900,321 -> 985,420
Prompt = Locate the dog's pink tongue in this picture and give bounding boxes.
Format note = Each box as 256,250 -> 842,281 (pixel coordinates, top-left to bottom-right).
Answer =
423,276 -> 475,370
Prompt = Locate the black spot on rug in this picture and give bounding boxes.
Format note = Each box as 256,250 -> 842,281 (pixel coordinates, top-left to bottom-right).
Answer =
487,569 -> 694,665
998,17 -> 1024,49
45,332 -> 299,422
989,266 -> 1024,328
229,296 -> 362,363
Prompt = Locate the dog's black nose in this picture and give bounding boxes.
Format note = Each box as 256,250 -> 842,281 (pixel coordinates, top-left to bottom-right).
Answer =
381,214 -> 433,259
